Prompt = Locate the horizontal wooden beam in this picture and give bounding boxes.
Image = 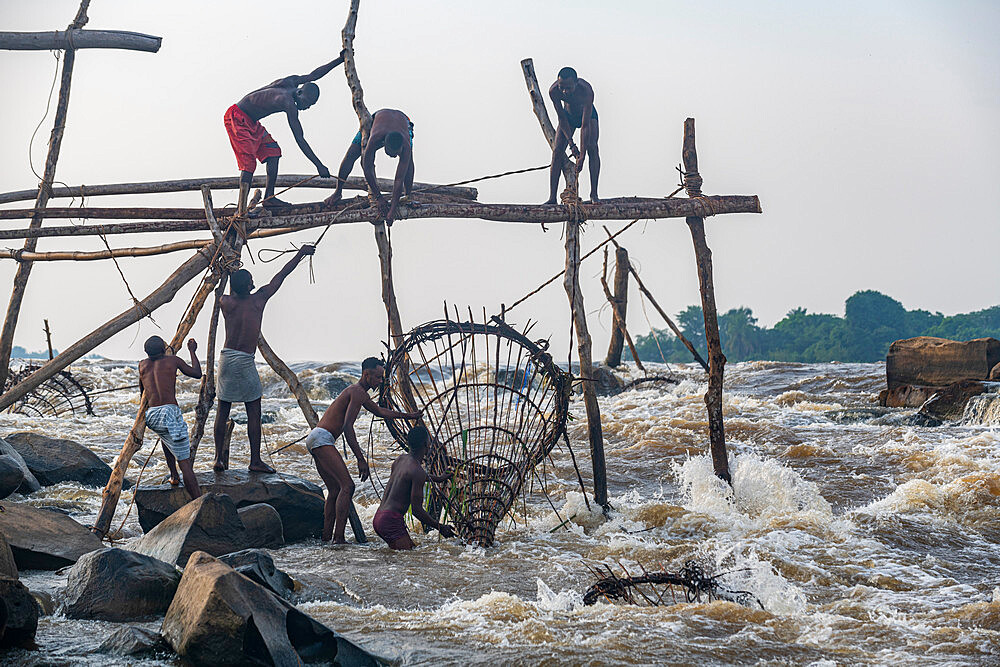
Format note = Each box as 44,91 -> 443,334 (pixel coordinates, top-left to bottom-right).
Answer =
0,195 -> 760,242
0,30 -> 162,53
0,175 -> 477,206
0,206 -> 228,220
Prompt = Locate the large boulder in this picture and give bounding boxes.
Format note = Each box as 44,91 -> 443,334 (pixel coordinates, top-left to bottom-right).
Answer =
919,379 -> 990,422
0,533 -> 17,580
235,503 -> 284,550
3,432 -> 113,488
135,469 -> 323,541
886,337 -> 1000,390
0,578 -> 38,648
0,438 -> 39,495
161,551 -> 381,666
63,547 -> 180,621
133,493 -> 284,566
878,384 -> 938,408
0,502 -> 103,570
98,626 -> 168,657
218,549 -> 294,599
0,456 -> 24,500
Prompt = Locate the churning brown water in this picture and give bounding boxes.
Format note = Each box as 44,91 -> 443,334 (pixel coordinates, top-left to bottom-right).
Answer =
3,359 -> 999,665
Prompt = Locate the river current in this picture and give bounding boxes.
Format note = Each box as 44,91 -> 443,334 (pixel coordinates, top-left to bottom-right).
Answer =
2,359 -> 998,665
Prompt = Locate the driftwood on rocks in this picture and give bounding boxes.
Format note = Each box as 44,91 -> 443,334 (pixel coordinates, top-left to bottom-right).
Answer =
0,174 -> 477,205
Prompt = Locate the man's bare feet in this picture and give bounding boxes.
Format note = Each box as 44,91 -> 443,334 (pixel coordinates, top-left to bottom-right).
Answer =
167,474 -> 180,486
262,197 -> 293,210
543,198 -> 557,205
323,191 -> 342,206
213,460 -> 227,472
330,537 -> 349,545
589,195 -> 601,204
248,462 -> 276,474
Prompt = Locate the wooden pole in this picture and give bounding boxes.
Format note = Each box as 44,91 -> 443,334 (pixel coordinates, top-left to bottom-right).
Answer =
0,29 -> 161,52
257,334 -> 367,543
0,2 -> 90,390
603,227 -> 710,372
521,57 -> 607,511
0,242 -> 219,412
604,246 -> 630,368
43,319 -> 54,360
0,175 -> 478,206
92,191 -> 241,537
601,249 -> 644,371
189,278 -> 224,460
682,118 -> 731,484
0,196 -> 760,243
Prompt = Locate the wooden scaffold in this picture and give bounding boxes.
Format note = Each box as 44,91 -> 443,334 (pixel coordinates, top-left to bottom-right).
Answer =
0,0 -> 758,540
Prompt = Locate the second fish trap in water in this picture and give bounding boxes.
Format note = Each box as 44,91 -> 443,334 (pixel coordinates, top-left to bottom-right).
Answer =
379,313 -> 572,547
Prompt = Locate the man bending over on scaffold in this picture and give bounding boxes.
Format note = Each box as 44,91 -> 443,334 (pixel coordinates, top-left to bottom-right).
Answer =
324,109 -> 414,225
545,66 -> 601,204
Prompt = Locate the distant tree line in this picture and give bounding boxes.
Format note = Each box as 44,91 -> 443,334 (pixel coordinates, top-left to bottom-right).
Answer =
11,345 -> 56,359
634,290 -> 1000,364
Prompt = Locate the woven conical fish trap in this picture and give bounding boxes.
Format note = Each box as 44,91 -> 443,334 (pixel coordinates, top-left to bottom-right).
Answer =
380,314 -> 571,547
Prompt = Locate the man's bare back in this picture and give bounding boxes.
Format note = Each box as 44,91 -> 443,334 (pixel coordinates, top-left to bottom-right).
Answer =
139,339 -> 200,407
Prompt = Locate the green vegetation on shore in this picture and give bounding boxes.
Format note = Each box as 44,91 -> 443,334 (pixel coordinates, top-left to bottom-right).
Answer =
634,290 -> 1000,364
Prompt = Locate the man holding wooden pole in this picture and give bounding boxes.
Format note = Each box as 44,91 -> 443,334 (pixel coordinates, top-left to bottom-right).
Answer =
213,245 -> 315,474
225,52 -> 345,213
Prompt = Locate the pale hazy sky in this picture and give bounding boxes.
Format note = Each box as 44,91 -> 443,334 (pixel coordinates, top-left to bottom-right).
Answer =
1,1 -> 997,362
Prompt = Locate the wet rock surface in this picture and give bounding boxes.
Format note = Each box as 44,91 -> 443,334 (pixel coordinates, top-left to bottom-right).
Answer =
0,533 -> 17,580
3,431 -> 114,488
97,625 -> 168,657
918,379 -> 991,422
135,469 -> 324,541
161,551 -> 382,666
0,501 -> 103,570
63,547 -> 180,621
0,437 -> 40,495
0,455 -> 24,499
218,548 -> 294,599
133,493 -> 284,566
886,336 -> 1000,389
0,577 -> 38,648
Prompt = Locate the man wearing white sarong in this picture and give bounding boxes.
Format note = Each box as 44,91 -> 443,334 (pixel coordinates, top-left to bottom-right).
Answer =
213,244 -> 315,473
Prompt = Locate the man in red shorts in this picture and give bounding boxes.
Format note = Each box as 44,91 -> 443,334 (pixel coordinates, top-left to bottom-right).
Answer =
373,425 -> 455,550
224,51 -> 345,213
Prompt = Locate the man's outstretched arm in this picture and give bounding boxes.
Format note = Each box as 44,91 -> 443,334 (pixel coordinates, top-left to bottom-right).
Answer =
257,245 -> 315,300
286,111 -> 330,178
176,338 -> 202,379
288,50 -> 347,86
363,394 -> 419,421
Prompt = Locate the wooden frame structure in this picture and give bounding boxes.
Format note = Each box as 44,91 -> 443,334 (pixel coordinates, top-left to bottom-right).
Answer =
0,0 -> 757,535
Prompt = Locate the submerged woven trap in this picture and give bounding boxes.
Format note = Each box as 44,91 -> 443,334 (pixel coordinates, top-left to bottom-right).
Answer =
379,313 -> 572,547
3,364 -> 93,417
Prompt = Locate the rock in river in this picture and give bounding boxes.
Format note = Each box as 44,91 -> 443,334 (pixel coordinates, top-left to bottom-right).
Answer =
63,547 -> 180,621
218,549 -> 294,599
135,469 -> 323,541
0,577 -> 38,648
161,551 -> 381,666
133,493 -> 284,566
3,431 -> 113,488
97,625 -> 168,657
0,438 -> 39,495
886,336 -> 1000,390
0,456 -> 24,500
0,501 -> 103,570
0,533 -> 17,580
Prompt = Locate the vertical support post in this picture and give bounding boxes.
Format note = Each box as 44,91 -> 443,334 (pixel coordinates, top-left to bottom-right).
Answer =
43,319 -> 54,360
257,334 -> 367,543
0,2 -> 91,388
521,56 -> 606,511
682,118 -> 732,484
601,249 -> 644,371
604,246 -> 630,367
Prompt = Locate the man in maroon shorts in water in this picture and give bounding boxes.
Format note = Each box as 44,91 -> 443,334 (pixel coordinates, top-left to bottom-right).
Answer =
373,425 -> 455,550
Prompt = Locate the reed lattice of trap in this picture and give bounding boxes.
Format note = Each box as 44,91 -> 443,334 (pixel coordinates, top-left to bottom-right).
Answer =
378,309 -> 572,547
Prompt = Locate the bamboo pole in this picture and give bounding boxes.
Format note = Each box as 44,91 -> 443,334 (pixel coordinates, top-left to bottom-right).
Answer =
521,57 -> 608,511
0,30 -> 161,52
604,246 -> 630,367
682,118 -> 731,484
257,334 -> 367,543
0,1 -> 90,390
0,175 -> 477,206
601,249 -> 644,371
0,195 -> 760,242
603,226 -> 710,372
